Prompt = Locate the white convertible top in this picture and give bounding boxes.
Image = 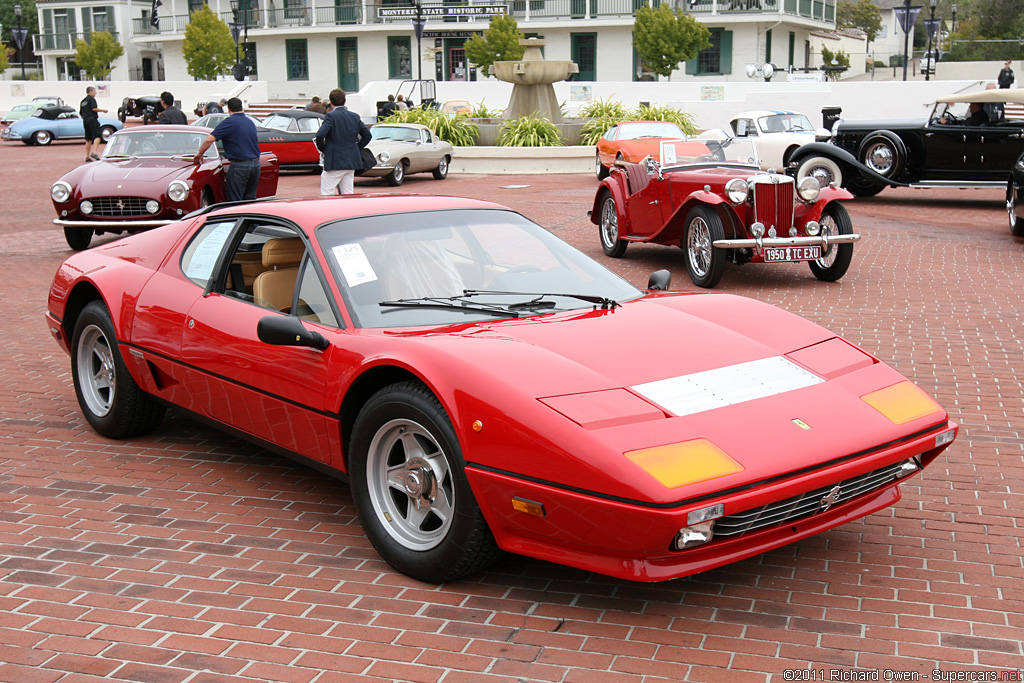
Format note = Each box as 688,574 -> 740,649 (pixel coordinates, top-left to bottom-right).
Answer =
935,88 -> 1024,105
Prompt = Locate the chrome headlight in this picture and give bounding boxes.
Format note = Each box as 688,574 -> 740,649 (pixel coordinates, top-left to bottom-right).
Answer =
725,178 -> 748,204
80,200 -> 94,215
51,181 -> 72,204
806,221 -> 821,236
797,176 -> 821,201
168,180 -> 189,203
146,200 -> 160,214
377,150 -> 391,164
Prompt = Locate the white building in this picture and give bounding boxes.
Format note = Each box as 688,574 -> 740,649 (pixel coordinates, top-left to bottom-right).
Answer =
32,0 -> 840,95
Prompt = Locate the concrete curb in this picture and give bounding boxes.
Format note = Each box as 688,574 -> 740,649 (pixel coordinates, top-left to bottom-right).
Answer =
450,145 -> 594,175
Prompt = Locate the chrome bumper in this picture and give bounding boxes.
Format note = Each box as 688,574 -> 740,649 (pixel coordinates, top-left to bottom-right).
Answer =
714,233 -> 861,250
53,218 -> 176,229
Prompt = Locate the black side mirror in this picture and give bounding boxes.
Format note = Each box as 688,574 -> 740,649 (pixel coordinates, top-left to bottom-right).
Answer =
647,269 -> 671,291
257,315 -> 329,351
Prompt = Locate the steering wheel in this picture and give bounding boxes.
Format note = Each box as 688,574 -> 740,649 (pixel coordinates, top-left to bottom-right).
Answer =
140,140 -> 157,154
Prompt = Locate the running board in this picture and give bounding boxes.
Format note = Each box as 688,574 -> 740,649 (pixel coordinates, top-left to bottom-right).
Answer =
907,181 -> 1006,189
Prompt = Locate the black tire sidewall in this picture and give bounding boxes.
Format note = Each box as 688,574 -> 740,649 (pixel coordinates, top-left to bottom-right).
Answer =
599,193 -> 626,257
64,226 -> 94,251
348,382 -> 490,583
684,206 -> 725,288
810,203 -> 854,282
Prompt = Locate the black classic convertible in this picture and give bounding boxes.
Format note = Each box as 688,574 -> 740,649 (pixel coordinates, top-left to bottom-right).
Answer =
793,88 -> 1024,197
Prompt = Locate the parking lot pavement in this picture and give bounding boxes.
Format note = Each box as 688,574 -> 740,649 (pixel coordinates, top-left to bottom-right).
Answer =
1,139 -> 1022,682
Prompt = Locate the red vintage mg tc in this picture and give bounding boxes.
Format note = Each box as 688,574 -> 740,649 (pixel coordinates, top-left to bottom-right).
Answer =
590,135 -> 860,288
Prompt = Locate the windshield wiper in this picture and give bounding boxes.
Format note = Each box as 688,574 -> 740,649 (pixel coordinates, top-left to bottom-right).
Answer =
462,289 -> 620,309
379,296 -> 521,318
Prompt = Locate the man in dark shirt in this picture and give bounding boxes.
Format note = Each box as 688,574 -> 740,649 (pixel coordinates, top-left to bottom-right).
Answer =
316,89 -> 371,196
79,86 -> 107,163
193,97 -> 262,202
964,102 -> 990,127
157,91 -> 188,125
998,60 -> 1015,89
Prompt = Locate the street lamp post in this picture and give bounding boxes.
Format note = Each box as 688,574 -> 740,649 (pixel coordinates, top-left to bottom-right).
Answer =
924,0 -> 938,81
14,4 -> 26,81
229,0 -> 246,81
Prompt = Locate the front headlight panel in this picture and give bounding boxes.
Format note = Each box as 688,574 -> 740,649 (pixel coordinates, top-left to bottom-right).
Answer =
797,176 -> 821,201
725,178 -> 749,204
377,150 -> 391,164
51,181 -> 72,204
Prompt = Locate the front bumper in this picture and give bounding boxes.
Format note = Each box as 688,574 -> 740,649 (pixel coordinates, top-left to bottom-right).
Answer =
714,233 -> 861,250
53,218 -> 176,229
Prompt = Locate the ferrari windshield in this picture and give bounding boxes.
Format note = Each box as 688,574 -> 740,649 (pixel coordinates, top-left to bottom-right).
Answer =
618,122 -> 687,140
103,130 -> 216,158
318,209 -> 643,328
757,113 -> 815,133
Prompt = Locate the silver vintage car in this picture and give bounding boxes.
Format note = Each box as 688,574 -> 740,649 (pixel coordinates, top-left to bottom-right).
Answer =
361,122 -> 454,186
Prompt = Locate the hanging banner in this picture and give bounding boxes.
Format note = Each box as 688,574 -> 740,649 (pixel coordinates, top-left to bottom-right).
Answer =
923,17 -> 940,39
11,27 -> 28,50
894,5 -> 923,35
151,0 -> 162,27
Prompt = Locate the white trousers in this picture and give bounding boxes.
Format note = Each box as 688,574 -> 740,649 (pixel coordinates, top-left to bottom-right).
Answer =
321,169 -> 355,196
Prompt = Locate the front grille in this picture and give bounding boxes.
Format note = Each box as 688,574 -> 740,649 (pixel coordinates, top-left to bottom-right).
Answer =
713,460 -> 910,538
88,197 -> 153,217
751,178 -> 794,234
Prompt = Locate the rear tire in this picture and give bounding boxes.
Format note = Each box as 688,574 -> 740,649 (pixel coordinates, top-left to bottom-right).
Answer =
34,130 -> 53,145
71,301 -> 165,438
100,126 -> 116,142
64,226 -> 94,251
1009,179 -> 1024,237
432,155 -> 449,180
596,152 -> 609,179
809,203 -> 854,282
795,155 -> 843,188
846,175 -> 886,197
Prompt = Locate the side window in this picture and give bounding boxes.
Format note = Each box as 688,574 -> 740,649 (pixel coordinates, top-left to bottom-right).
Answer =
220,222 -> 307,313
181,220 -> 237,287
298,117 -> 320,133
295,257 -> 339,327
603,126 -> 618,141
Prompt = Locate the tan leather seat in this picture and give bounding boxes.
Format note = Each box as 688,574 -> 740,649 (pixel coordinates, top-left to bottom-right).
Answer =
252,237 -> 304,312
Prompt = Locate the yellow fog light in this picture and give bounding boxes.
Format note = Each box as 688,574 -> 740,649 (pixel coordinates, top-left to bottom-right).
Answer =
625,439 -> 744,489
861,381 -> 943,425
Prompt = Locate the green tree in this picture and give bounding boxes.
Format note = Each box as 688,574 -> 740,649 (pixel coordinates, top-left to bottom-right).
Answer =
836,0 -> 882,43
74,31 -> 124,79
0,0 -> 40,42
0,42 -> 10,74
181,4 -> 237,81
820,45 -> 850,81
464,13 -> 524,78
632,3 -> 711,81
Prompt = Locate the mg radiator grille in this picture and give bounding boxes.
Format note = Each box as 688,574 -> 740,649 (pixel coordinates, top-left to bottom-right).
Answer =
89,197 -> 152,217
713,461 -> 910,538
752,179 -> 794,234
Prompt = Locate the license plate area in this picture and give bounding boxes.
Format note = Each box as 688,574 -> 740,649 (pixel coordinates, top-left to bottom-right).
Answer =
763,246 -> 821,262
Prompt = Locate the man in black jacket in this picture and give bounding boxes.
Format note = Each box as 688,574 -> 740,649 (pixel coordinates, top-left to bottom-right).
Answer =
316,89 -> 371,196
998,60 -> 1015,89
157,92 -> 188,125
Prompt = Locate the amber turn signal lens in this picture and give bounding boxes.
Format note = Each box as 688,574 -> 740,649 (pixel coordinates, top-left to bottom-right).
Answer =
861,381 -> 943,425
625,439 -> 744,489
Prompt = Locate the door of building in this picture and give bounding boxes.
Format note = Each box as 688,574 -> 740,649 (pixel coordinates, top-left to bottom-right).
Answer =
449,47 -> 467,81
571,33 -> 596,81
337,38 -> 358,92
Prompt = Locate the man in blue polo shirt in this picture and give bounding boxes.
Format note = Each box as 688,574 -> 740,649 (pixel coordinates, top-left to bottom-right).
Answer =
193,97 -> 261,202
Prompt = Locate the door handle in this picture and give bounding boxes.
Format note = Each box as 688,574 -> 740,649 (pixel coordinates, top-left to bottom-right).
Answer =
649,200 -> 659,205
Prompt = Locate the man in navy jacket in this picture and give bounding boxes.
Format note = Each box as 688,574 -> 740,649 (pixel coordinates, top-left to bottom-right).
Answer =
316,89 -> 371,196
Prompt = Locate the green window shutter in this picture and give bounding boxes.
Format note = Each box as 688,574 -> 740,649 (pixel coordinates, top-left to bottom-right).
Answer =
43,9 -> 53,33
765,29 -> 772,64
69,9 -> 77,33
82,7 -> 92,33
685,56 -> 698,75
107,6 -> 116,33
719,30 -> 732,74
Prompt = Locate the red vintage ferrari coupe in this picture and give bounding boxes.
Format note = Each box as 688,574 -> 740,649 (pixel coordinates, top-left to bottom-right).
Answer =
592,136 -> 859,288
45,195 -> 956,583
51,126 -> 279,250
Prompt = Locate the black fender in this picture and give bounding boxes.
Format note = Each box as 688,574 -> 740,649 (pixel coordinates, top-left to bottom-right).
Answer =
790,142 -> 908,188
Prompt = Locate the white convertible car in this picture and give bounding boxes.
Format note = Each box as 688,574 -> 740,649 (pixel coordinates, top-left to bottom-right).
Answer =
729,110 -> 831,172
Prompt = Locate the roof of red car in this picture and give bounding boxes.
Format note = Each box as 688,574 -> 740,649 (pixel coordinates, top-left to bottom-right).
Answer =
202,194 -> 512,225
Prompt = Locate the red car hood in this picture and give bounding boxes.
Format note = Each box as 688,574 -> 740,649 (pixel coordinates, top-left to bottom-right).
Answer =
84,157 -> 193,185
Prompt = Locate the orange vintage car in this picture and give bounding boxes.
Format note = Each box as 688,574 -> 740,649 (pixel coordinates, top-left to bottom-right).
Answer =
596,120 -> 701,179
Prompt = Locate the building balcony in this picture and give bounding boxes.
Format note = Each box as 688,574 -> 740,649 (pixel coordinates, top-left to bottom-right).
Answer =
34,30 -> 120,53
130,0 -> 834,35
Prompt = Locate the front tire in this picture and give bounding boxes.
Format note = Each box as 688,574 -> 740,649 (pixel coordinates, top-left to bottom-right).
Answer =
809,203 -> 854,282
1009,179 -> 1024,237
683,206 -> 725,289
385,160 -> 406,186
432,155 -> 449,180
70,301 -> 165,438
795,155 -> 843,188
596,152 -> 609,180
598,191 -> 627,258
64,226 -> 94,251
846,175 -> 886,197
34,130 -> 53,145
348,381 -> 499,583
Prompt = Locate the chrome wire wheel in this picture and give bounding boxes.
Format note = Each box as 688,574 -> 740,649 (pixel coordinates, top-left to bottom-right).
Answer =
816,213 -> 840,269
76,324 -> 115,418
600,197 -> 618,249
366,417 -> 455,551
863,140 -> 895,175
687,216 -> 713,278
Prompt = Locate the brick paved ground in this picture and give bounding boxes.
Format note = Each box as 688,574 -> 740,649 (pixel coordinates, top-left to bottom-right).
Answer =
0,139 -> 1021,683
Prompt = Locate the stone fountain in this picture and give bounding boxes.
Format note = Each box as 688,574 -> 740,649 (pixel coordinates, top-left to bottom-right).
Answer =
491,38 -> 579,124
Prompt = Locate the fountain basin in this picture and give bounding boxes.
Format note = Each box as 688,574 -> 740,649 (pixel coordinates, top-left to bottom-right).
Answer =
491,60 -> 578,86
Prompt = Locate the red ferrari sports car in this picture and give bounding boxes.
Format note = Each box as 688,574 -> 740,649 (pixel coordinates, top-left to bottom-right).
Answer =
595,120 -> 694,179
45,195 -> 956,583
51,126 -> 279,250
592,135 -> 859,288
